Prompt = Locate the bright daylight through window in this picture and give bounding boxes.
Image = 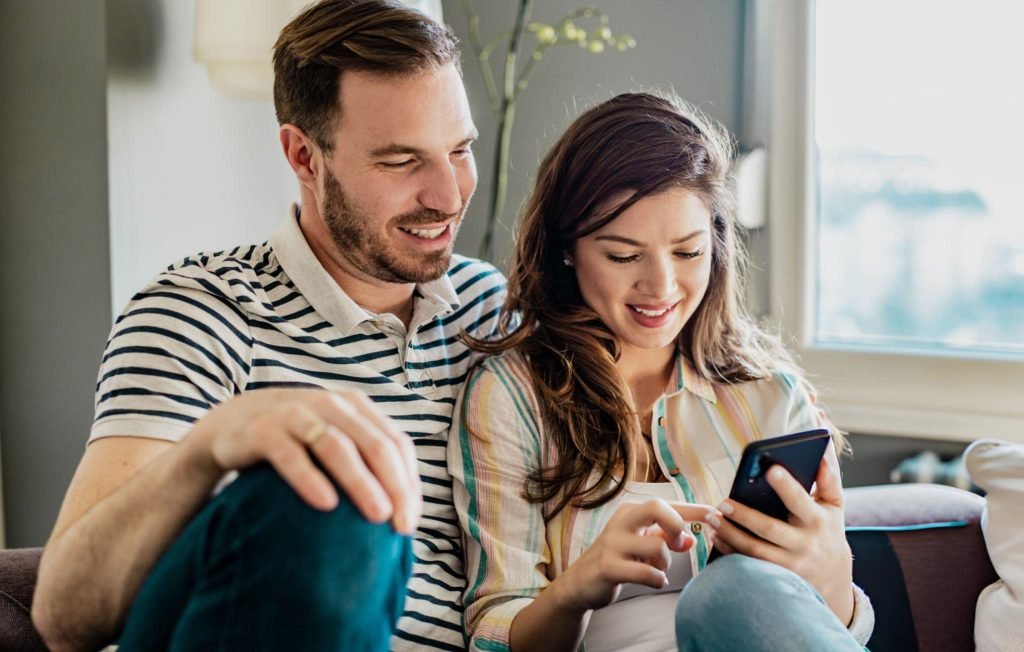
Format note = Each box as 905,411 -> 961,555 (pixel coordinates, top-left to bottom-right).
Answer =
813,1 -> 1024,358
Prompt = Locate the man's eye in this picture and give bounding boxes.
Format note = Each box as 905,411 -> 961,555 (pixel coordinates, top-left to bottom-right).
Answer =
452,148 -> 473,158
380,160 -> 414,169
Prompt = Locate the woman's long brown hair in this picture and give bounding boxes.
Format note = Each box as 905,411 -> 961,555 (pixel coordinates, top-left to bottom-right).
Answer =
465,92 -> 802,518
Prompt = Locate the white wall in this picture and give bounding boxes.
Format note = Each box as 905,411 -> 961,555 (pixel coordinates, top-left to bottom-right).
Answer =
107,0 -> 296,315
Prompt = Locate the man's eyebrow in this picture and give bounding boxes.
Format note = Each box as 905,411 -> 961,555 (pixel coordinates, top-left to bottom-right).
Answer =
369,131 -> 479,158
594,230 -> 708,246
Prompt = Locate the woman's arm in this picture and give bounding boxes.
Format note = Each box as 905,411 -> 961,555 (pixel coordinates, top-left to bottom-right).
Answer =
510,500 -> 706,650
449,359 -> 705,651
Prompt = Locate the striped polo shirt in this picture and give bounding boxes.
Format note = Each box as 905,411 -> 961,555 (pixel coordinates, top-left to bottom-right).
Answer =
91,209 -> 507,651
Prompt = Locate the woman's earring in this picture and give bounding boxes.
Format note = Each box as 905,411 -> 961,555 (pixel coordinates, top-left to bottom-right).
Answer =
563,256 -> 573,267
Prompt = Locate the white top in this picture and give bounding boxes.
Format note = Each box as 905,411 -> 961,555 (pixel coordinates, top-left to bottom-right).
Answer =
583,481 -> 690,652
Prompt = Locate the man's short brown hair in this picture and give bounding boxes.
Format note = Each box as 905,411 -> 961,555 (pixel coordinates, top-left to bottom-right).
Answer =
273,0 -> 460,151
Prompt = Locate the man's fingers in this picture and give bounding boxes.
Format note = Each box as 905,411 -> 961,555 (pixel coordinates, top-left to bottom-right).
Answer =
314,394 -> 419,534
341,392 -> 422,528
264,435 -> 338,511
313,426 -> 394,522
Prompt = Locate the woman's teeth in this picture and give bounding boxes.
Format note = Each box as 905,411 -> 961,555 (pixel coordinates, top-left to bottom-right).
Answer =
631,305 -> 672,317
401,225 -> 447,239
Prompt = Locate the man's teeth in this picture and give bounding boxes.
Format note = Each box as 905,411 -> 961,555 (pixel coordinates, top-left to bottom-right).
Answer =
401,225 -> 447,239
631,305 -> 672,317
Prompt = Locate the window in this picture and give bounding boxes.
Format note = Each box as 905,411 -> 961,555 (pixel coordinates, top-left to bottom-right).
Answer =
766,0 -> 1024,443
814,1 -> 1024,358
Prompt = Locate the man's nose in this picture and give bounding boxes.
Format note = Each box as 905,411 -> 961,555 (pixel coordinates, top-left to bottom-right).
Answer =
418,162 -> 463,216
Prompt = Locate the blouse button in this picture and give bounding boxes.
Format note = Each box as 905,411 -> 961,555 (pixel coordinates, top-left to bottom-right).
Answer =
668,466 -> 681,476
690,522 -> 703,535
657,416 -> 664,427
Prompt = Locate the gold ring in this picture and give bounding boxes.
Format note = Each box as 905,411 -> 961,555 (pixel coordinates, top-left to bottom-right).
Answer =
302,422 -> 327,446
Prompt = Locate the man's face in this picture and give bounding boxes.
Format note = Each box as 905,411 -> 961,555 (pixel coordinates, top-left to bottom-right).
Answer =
320,63 -> 477,284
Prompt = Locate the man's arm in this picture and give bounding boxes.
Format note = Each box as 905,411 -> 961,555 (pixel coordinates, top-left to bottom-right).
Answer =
33,388 -> 422,652
33,436 -> 219,652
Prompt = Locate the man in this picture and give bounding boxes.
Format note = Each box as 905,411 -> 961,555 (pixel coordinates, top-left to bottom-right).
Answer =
32,1 -> 503,649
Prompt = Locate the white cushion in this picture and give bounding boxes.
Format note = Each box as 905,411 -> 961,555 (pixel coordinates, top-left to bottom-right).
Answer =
964,439 -> 1024,652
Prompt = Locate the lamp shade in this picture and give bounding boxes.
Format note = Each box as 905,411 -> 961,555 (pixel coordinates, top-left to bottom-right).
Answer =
195,0 -> 445,100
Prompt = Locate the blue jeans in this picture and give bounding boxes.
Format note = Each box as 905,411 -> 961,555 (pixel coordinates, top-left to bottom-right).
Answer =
676,554 -> 864,651
118,463 -> 412,651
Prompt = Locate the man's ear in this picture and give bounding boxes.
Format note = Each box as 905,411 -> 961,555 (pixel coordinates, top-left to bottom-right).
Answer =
280,124 -> 323,190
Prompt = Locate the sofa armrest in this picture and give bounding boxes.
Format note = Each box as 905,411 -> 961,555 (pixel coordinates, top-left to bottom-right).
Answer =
845,483 -> 997,652
0,547 -> 47,652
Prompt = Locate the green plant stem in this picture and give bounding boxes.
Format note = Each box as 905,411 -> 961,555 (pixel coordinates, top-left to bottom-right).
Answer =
479,0 -> 533,260
461,0 -> 500,110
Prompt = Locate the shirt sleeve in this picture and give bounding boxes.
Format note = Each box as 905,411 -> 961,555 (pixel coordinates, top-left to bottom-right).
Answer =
91,272 -> 253,443
447,358 -> 549,652
779,371 -> 836,435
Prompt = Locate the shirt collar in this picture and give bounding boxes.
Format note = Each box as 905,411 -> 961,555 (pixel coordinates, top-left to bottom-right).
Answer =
270,205 -> 459,335
670,354 -> 718,404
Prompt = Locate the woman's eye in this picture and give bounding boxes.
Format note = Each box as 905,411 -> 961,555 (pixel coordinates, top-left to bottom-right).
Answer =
676,249 -> 705,259
607,254 -> 639,264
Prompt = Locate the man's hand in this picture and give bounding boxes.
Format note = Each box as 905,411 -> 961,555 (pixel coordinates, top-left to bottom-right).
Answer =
185,388 -> 422,534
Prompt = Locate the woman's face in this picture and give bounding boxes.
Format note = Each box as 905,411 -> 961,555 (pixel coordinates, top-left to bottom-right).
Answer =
571,187 -> 713,358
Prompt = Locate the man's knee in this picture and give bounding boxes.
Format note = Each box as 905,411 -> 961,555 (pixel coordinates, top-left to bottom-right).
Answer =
209,463 -> 412,591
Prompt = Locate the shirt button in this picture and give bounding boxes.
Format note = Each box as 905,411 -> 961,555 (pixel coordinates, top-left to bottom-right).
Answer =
668,466 -> 681,476
657,416 -> 664,427
690,522 -> 703,534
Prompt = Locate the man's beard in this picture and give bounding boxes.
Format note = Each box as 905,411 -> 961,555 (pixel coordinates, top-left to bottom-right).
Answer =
322,171 -> 461,284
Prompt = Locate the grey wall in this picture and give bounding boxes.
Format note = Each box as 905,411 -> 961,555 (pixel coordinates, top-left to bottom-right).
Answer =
0,1 -> 112,547
442,0 -> 747,265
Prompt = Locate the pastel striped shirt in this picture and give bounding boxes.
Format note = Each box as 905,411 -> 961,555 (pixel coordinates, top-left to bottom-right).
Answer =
90,209 -> 507,652
449,351 -> 871,650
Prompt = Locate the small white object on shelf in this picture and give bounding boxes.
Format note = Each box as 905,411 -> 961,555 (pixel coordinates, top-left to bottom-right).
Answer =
194,0 -> 445,100
735,146 -> 767,229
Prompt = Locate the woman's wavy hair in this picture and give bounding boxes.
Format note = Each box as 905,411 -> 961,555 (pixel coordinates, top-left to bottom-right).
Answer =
467,92 -> 803,517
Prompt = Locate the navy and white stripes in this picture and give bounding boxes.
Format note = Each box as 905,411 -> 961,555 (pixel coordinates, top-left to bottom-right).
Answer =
91,213 -> 507,651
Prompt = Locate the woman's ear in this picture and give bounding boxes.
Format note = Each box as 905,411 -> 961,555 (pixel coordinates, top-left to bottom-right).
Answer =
279,124 -> 322,191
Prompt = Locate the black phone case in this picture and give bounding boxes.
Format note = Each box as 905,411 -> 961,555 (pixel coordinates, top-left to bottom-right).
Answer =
726,428 -> 831,521
706,429 -> 831,563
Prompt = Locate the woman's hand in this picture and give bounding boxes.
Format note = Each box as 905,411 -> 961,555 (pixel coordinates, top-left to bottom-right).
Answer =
705,441 -> 855,624
549,500 -> 717,614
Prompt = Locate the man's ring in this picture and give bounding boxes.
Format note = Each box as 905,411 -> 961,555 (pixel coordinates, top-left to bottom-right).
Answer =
303,422 -> 327,446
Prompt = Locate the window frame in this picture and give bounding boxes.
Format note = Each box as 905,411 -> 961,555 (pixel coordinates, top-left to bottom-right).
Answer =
765,0 -> 1024,444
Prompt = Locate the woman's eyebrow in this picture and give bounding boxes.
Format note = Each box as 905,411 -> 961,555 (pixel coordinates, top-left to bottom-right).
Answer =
594,230 -> 707,246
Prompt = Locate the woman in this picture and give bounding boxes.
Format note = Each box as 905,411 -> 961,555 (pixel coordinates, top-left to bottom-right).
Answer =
448,92 -> 874,651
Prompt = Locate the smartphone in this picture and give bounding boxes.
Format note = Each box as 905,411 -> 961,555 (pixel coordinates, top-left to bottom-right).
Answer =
707,428 -> 831,562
